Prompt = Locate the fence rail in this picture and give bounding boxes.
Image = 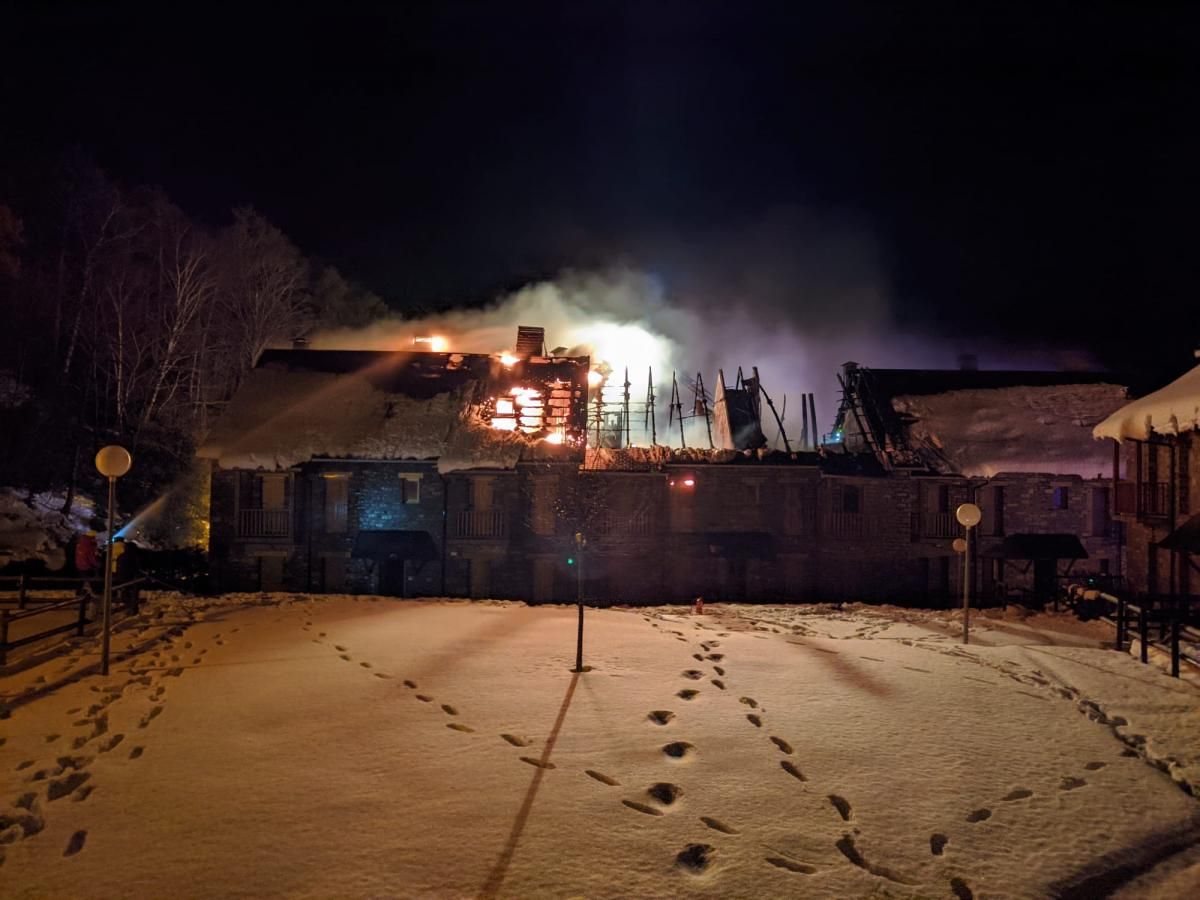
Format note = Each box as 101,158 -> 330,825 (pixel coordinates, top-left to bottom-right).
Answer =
1,576 -> 145,665
823,512 -> 875,539
1065,583 -> 1199,678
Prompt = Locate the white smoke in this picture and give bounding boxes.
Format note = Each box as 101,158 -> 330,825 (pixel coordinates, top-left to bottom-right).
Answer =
308,254 -> 1097,447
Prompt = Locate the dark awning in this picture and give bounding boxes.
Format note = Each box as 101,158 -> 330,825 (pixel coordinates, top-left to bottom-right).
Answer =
686,532 -> 776,560
351,530 -> 438,560
998,533 -> 1088,560
1158,514 -> 1200,553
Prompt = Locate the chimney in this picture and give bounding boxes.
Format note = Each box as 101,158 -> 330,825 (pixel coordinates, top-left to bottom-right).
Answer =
958,353 -> 978,371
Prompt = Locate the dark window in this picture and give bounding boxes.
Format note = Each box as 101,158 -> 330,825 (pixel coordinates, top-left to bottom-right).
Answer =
324,475 -> 349,533
937,485 -> 950,514
841,485 -> 861,514
1053,487 -> 1069,510
990,486 -> 1005,536
401,474 -> 421,505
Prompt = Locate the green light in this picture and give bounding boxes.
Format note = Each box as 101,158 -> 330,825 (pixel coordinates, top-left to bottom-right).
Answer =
567,557 -> 575,565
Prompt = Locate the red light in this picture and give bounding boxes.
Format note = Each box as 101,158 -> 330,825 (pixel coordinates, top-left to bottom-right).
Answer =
683,478 -> 695,487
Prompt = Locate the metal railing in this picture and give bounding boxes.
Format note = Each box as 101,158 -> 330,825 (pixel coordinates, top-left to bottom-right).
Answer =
455,509 -> 507,539
237,508 -> 292,538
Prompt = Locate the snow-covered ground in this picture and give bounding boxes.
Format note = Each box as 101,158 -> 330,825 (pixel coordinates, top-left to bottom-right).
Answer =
0,488 -> 95,569
2,596 -> 1199,899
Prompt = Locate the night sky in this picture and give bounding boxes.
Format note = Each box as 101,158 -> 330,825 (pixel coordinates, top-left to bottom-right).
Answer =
4,1 -> 1198,381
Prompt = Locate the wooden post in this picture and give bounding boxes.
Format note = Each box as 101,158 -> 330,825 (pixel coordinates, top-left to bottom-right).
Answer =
0,608 -> 9,665
17,574 -> 27,609
1115,597 -> 1126,650
76,591 -> 89,636
1139,606 -> 1149,664
1170,613 -> 1180,678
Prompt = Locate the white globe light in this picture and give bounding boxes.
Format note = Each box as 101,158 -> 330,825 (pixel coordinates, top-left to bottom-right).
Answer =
95,445 -> 132,478
956,503 -> 982,528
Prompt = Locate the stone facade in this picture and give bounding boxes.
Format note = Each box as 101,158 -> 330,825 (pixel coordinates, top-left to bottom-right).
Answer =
208,458 -> 1122,605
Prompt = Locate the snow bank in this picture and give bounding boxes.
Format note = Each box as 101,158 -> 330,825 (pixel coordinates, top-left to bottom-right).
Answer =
892,383 -> 1129,476
0,488 -> 95,569
1094,362 -> 1200,442
197,368 -> 537,473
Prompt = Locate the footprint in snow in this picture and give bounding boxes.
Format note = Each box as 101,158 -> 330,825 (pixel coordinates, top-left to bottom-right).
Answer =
966,808 -> 991,822
1060,776 -> 1087,791
519,756 -> 555,770
441,704 -> 458,716
765,856 -> 815,874
63,830 -> 87,857
663,741 -> 695,759
700,816 -> 738,834
713,665 -> 725,676
677,689 -> 699,701
829,795 -> 851,820
930,833 -> 948,855
1084,761 -> 1107,771
780,761 -> 806,781
682,670 -> 704,680
447,723 -> 475,733
586,770 -> 620,786
711,679 -> 725,690
648,710 -> 675,725
746,714 -> 762,727
1001,788 -> 1032,801
769,736 -> 793,754
403,680 -> 417,688
416,695 -> 434,703
500,734 -> 532,747
623,800 -> 663,817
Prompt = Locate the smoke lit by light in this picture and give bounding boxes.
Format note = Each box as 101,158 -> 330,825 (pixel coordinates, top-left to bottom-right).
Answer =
499,352 -> 518,366
587,370 -> 603,386
544,431 -> 565,444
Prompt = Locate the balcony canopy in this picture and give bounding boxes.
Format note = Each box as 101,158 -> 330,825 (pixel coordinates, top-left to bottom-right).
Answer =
998,533 -> 1088,560
1158,514 -> 1200,554
352,530 -> 438,560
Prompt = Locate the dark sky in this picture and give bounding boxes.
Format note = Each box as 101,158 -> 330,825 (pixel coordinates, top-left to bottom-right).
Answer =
3,1 -> 1198,379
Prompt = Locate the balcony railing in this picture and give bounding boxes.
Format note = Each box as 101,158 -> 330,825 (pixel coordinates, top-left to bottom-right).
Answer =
911,511 -> 957,539
595,509 -> 653,539
823,512 -> 874,540
455,509 -> 507,539
1114,482 -> 1170,518
238,508 -> 291,538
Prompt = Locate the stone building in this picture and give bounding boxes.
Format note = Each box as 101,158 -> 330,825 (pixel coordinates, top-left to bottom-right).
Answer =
199,348 -> 1131,605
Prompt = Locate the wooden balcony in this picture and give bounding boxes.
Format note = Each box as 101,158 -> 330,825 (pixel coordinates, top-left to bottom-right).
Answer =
455,509 -> 507,539
1114,482 -> 1170,519
594,510 -> 653,539
238,508 -> 292,539
823,512 -> 875,540
911,511 -> 957,539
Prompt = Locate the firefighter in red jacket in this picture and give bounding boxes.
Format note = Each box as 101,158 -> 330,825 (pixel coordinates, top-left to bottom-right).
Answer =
75,530 -> 99,576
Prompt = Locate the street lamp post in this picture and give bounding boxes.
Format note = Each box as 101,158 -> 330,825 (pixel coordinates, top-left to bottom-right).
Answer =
956,502 -> 982,645
573,531 -> 586,672
95,445 -> 132,676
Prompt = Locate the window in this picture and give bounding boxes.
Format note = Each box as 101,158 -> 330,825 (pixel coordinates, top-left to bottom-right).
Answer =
324,474 -> 349,533
1052,486 -> 1069,510
260,474 -> 287,509
400,474 -> 421,505
841,484 -> 861,514
531,477 -> 557,535
937,485 -> 950,514
990,486 -> 1005,536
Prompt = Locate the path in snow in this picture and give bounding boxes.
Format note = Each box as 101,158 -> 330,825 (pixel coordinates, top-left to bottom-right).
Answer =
1,594 -> 1198,899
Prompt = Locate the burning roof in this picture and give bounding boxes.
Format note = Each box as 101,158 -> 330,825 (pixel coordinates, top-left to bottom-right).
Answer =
198,347 -> 590,472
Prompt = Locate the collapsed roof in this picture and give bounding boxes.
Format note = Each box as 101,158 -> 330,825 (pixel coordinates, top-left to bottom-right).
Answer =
832,364 -> 1129,477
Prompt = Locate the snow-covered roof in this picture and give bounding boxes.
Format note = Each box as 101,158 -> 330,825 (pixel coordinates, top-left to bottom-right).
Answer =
891,382 -> 1129,477
1093,362 -> 1200,442
197,367 -> 530,473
